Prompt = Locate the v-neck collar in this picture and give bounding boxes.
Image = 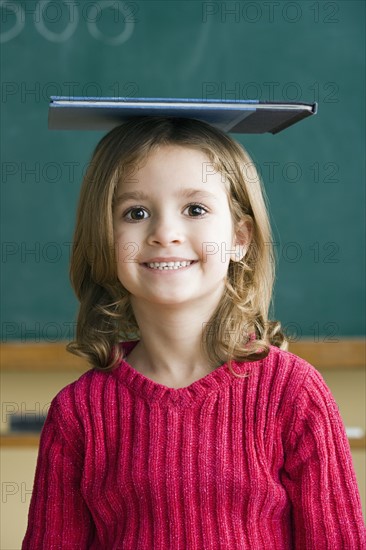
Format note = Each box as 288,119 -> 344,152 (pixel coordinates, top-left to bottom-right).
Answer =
110,340 -> 262,407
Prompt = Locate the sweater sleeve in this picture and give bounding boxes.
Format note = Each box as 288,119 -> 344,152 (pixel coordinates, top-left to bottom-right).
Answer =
281,364 -> 366,549
22,391 -> 95,549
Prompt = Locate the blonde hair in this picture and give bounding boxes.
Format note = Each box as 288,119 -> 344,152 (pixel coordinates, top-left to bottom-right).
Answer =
66,117 -> 288,376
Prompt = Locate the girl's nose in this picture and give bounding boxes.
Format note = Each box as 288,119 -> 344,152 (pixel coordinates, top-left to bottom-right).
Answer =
146,216 -> 185,247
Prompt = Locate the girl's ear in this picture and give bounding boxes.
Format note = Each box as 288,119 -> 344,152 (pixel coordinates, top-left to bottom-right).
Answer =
231,218 -> 253,263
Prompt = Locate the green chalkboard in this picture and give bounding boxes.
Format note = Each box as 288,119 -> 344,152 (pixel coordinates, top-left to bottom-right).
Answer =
1,0 -> 365,344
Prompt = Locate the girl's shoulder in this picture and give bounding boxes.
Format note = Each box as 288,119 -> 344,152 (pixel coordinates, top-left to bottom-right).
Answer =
245,344 -> 335,415
41,367 -> 117,453
263,344 -> 318,383
48,367 -> 114,419
59,363 -> 111,390
266,343 -> 325,380
264,344 -> 339,417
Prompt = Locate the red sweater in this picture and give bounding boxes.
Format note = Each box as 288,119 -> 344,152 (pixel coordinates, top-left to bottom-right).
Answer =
22,342 -> 365,549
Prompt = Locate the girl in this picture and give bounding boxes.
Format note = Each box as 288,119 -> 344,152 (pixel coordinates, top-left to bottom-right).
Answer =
23,117 -> 365,548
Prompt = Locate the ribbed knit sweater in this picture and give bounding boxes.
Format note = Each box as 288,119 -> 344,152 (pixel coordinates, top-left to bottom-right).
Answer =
22,341 -> 365,549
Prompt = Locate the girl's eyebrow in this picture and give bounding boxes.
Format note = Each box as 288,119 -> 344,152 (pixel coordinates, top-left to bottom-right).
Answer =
114,188 -> 219,206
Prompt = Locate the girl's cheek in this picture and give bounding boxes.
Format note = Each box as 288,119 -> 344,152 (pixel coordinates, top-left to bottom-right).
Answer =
115,239 -> 140,265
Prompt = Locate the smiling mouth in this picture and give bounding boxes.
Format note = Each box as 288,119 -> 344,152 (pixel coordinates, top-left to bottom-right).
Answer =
143,260 -> 197,271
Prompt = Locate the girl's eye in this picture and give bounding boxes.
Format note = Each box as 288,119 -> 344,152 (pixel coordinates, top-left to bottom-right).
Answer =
123,207 -> 148,221
184,203 -> 208,217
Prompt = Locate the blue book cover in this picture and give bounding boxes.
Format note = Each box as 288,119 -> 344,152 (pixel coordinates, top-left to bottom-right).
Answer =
48,97 -> 317,134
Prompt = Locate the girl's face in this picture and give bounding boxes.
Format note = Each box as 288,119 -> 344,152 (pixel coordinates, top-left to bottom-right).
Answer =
112,145 -> 250,309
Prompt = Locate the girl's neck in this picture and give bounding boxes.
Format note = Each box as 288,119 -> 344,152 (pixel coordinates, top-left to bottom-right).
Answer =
127,296 -> 222,384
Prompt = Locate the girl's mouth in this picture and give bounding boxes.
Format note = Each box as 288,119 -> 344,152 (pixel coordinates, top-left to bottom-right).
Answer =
142,260 -> 198,272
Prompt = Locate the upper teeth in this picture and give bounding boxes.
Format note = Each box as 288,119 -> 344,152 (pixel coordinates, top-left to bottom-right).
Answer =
147,261 -> 193,270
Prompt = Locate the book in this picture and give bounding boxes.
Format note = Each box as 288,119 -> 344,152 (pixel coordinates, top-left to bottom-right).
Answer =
48,97 -> 317,134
